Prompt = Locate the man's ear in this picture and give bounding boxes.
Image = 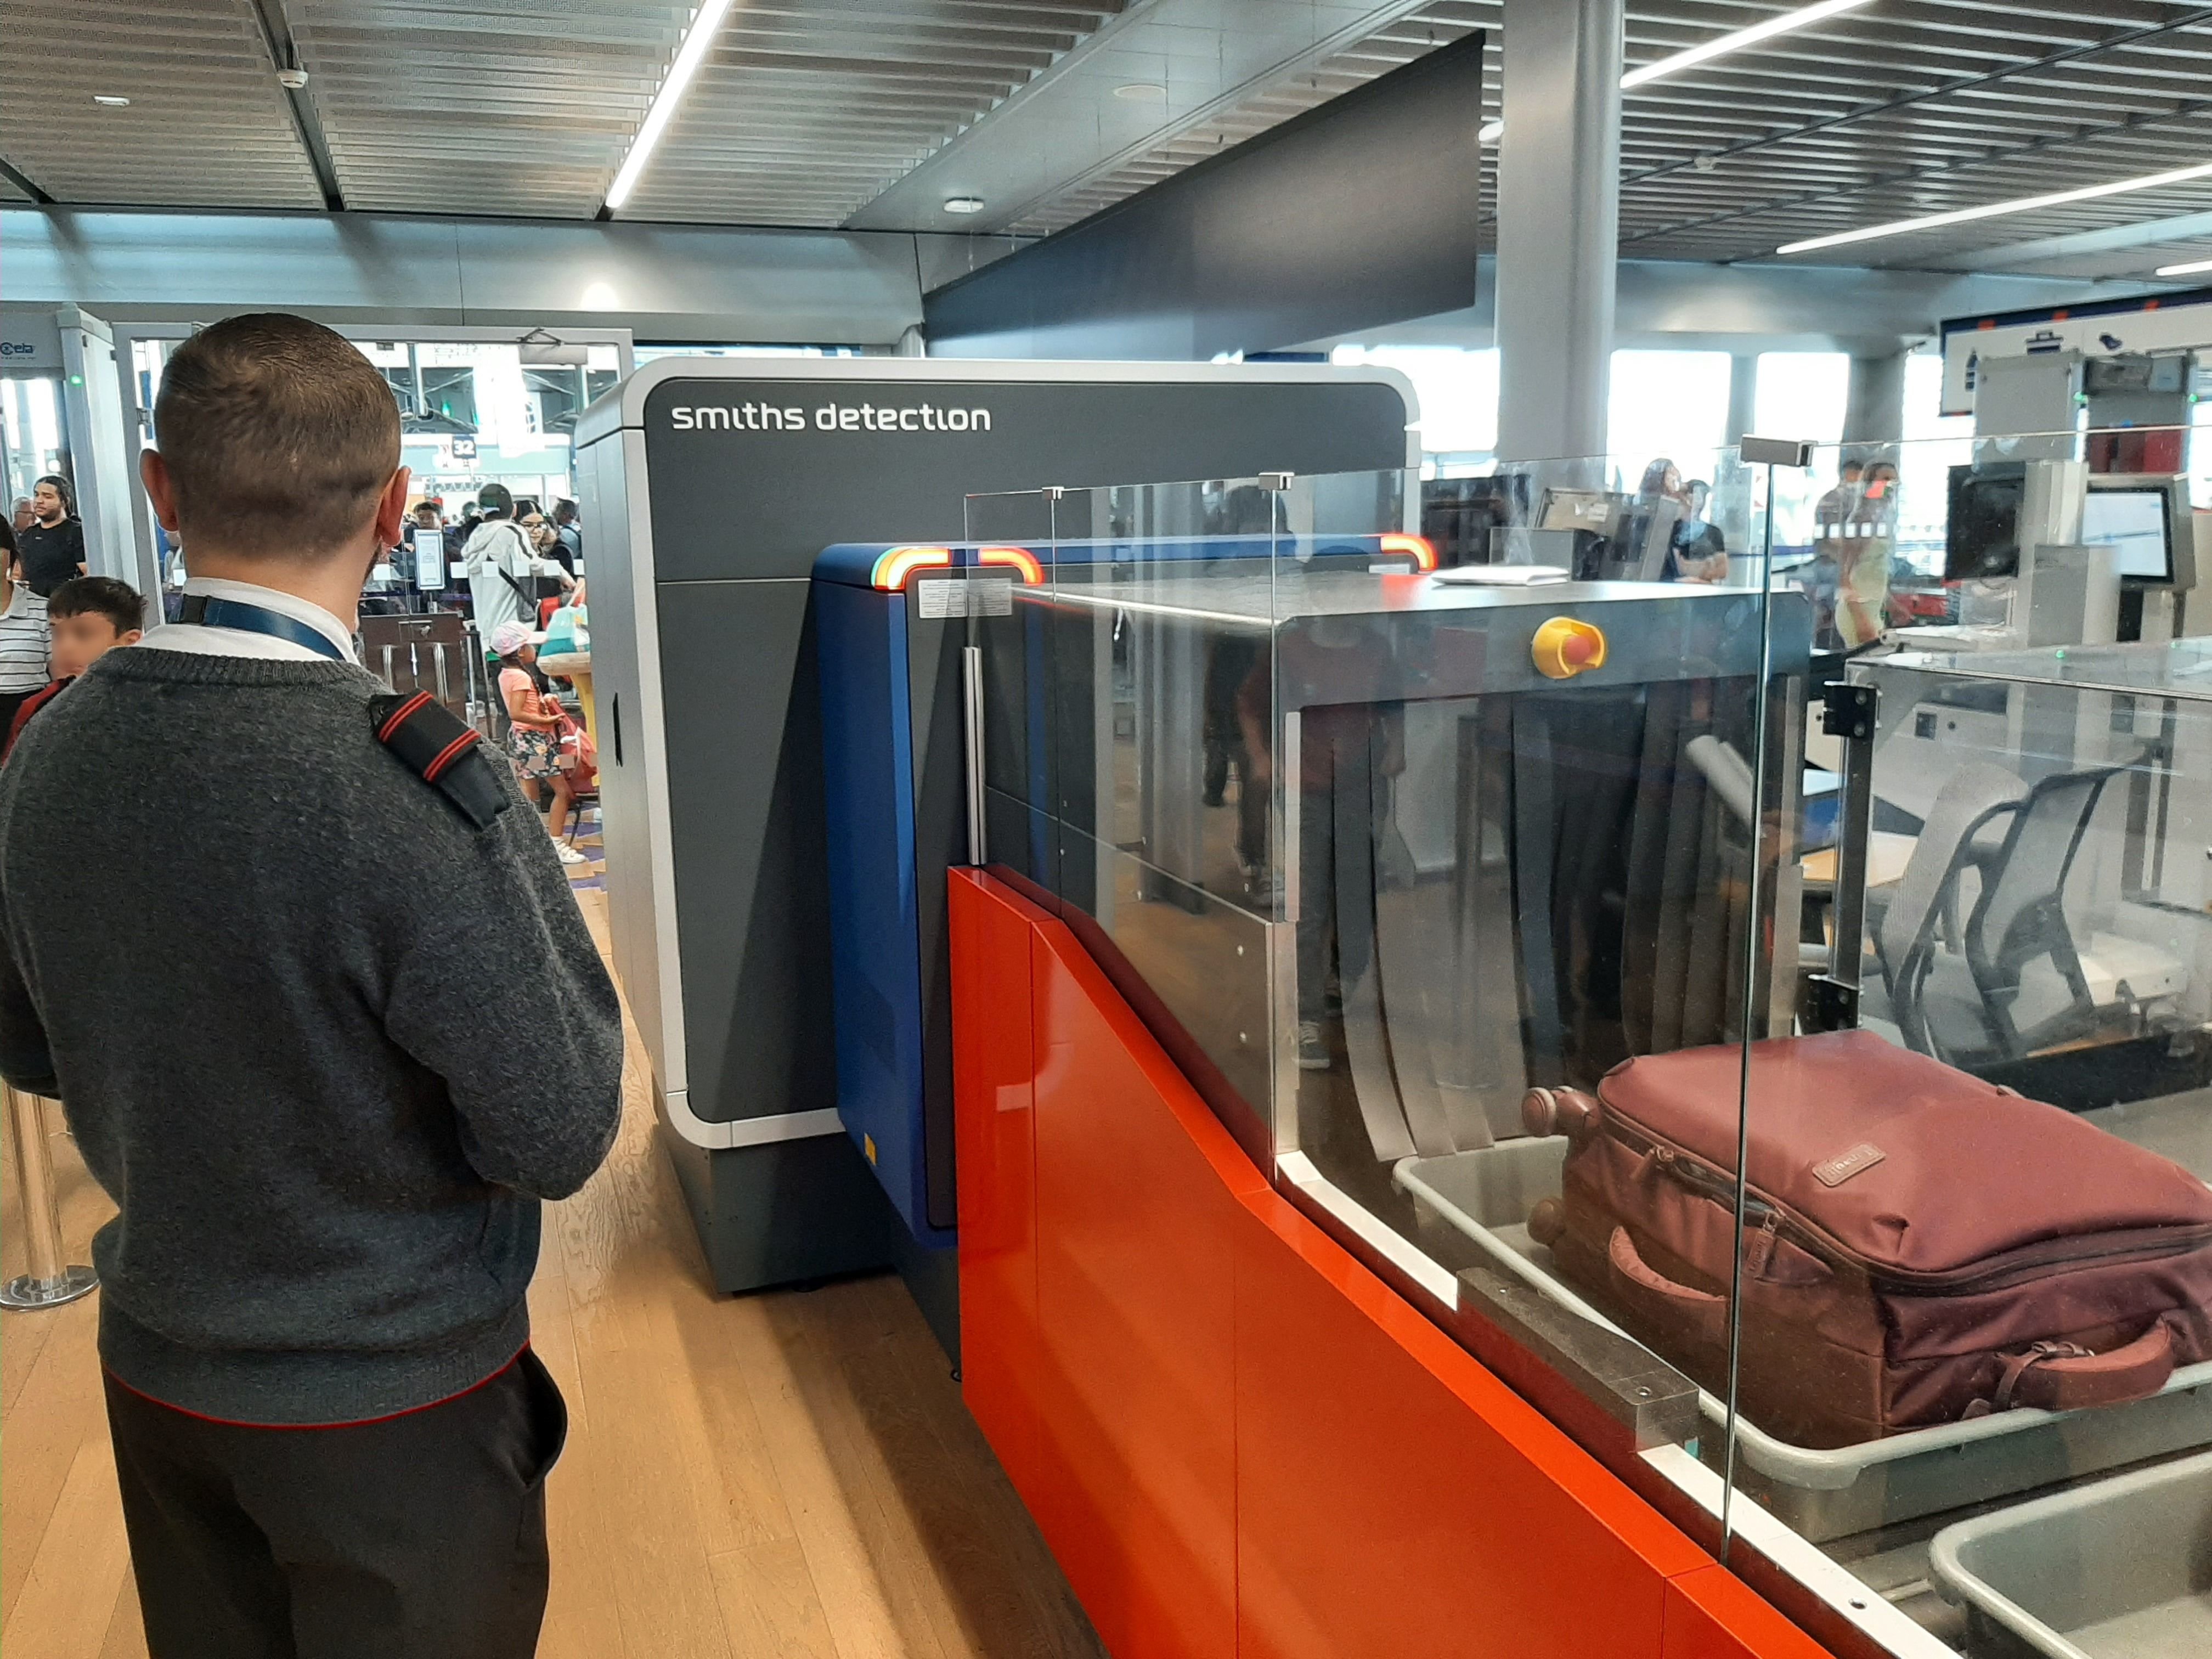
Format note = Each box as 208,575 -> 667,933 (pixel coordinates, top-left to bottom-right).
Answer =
371,466 -> 413,551
120,629 -> 145,648
140,450 -> 180,532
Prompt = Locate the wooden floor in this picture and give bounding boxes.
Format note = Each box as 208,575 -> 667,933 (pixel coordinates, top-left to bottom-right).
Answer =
1,887 -> 1103,1659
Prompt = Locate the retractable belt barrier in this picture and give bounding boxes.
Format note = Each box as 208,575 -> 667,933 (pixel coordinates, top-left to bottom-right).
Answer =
1,1083 -> 97,1311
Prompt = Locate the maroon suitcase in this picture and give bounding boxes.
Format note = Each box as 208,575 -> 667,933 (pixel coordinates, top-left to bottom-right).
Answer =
1523,1030 -> 2212,1448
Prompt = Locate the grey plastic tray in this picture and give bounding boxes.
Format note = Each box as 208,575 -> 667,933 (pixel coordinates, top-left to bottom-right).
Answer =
1395,1137 -> 2212,1544
1929,1448 -> 2212,1658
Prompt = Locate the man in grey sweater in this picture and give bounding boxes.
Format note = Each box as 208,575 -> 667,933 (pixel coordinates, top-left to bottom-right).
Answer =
0,313 -> 624,1658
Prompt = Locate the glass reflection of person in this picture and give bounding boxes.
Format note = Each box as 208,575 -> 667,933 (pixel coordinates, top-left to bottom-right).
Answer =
1201,484 -> 1277,889
1245,617 -> 1405,1073
1832,460 -> 1896,649
1669,479 -> 1729,584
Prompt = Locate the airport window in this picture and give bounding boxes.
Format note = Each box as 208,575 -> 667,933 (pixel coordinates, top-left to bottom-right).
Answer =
1894,351 -> 1973,573
1330,343 -> 1499,470
1,371 -> 68,511
1756,351 -> 1850,549
1606,348 -> 1733,491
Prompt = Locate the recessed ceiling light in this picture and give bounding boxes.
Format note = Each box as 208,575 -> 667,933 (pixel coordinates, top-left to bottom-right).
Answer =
1778,159 -> 2212,257
2154,254 -> 2212,278
1114,82 -> 1166,101
1477,118 -> 1505,144
943,196 -> 986,216
92,94 -> 131,108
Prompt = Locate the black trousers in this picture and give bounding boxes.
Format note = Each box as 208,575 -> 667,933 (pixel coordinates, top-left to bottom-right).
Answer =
104,1348 -> 567,1659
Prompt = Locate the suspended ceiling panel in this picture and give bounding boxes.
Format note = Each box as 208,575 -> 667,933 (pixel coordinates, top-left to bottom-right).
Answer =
0,0 -> 325,207
1614,0 -> 2212,266
846,0 -> 1452,233
286,1 -> 689,218
1,0 -> 2208,288
618,0 -> 1128,227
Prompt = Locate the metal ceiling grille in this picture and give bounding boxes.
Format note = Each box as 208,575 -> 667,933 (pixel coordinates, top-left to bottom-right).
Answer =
1615,0 -> 2212,263
1,1 -> 2208,284
998,0 -> 2212,276
285,1 -> 690,218
0,0 -> 324,207
617,0 -> 1128,226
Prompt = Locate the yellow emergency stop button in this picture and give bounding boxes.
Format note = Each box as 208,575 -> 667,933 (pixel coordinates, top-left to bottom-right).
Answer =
1532,617 -> 1606,679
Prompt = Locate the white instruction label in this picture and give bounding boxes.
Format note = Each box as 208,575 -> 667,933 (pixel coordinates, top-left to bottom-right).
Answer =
916,575 -> 1014,618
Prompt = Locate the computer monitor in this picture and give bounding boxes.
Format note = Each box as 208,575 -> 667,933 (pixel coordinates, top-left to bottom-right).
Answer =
2081,486 -> 2174,584
1944,462 -> 2027,581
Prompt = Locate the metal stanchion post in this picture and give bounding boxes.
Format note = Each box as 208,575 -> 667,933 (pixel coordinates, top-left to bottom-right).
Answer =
1,1083 -> 96,1311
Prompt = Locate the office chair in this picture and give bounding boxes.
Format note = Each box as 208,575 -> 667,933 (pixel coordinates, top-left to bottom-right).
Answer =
1888,762 -> 2129,1065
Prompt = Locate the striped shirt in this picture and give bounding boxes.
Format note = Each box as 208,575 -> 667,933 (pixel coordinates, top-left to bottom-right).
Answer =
0,586 -> 49,695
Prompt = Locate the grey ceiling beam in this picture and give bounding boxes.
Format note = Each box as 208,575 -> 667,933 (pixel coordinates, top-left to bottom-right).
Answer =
845,0 -> 1446,234
248,0 -> 345,212
0,156 -> 54,205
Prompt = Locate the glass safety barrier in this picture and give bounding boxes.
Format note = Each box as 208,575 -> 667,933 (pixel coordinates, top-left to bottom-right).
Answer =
957,429 -> 2212,1659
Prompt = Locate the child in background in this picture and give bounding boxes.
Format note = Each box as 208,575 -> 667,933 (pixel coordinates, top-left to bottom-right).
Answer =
4,575 -> 144,760
489,617 -> 585,864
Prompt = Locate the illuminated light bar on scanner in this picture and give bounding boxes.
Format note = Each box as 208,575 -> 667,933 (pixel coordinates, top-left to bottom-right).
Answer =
870,546 -> 955,591
1378,533 -> 1438,572
977,546 -> 1046,584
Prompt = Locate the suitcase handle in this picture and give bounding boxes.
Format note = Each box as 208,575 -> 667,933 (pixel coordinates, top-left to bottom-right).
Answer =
1999,1324 -> 2176,1413
1607,1227 -> 1727,1346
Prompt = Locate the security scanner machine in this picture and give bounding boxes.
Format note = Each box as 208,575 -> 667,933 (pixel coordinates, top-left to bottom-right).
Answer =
573,358 -> 1418,1340
810,529 -> 1437,1248
941,449 -> 2212,1659
0,302 -> 156,608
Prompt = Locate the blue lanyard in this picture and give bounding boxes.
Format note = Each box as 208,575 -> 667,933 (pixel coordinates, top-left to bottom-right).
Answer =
178,595 -> 351,662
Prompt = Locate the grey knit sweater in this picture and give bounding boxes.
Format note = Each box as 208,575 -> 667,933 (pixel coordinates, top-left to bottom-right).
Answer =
0,648 -> 624,1424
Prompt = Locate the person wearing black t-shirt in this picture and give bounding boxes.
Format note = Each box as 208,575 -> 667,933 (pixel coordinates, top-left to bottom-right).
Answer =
18,476 -> 86,599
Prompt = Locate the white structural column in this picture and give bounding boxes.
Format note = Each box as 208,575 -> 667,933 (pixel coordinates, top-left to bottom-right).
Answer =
1494,0 -> 1624,464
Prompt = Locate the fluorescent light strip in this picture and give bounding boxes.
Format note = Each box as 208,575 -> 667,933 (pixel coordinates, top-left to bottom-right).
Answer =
1482,0 -> 1877,146
605,0 -> 739,212
2156,254 -> 2212,277
1621,0 -> 1875,91
1778,160 -> 2212,256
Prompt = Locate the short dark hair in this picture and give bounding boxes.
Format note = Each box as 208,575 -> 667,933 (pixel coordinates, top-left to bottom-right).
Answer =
554,499 -> 578,524
476,483 -> 514,518
48,575 -> 144,636
153,313 -> 400,560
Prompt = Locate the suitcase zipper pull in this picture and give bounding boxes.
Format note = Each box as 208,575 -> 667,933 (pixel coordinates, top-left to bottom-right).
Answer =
1745,1209 -> 1781,1278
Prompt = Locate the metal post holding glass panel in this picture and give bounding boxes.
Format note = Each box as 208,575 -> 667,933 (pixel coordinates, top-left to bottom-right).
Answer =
1,1084 -> 96,1311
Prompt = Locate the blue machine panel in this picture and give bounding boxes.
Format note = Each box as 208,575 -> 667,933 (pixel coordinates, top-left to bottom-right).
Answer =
811,532 -> 1431,1246
814,575 -> 943,1243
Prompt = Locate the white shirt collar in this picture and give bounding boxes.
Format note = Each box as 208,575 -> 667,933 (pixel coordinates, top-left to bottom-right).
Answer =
180,577 -> 356,658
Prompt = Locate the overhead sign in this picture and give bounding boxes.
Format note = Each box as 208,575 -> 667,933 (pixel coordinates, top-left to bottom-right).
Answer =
0,307 -> 64,371
1939,286 -> 2212,415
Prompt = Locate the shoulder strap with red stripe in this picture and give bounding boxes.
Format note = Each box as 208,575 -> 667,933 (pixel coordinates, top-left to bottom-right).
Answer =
368,692 -> 510,831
